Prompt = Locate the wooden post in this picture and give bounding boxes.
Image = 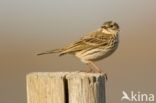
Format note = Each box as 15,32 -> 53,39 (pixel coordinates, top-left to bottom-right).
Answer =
27,72 -> 106,103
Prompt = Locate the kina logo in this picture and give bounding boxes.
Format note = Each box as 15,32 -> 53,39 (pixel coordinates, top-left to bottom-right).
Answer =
121,90 -> 154,102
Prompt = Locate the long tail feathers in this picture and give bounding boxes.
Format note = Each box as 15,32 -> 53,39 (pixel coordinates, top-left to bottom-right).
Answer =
37,49 -> 62,56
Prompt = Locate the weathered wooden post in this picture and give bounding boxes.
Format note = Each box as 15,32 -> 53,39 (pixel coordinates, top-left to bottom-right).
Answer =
26,72 -> 106,103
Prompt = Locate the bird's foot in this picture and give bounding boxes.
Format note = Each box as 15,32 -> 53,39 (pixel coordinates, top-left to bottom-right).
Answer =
94,70 -> 108,80
80,68 -> 93,73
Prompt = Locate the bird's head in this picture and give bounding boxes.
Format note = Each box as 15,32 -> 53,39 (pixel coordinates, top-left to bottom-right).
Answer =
101,21 -> 119,34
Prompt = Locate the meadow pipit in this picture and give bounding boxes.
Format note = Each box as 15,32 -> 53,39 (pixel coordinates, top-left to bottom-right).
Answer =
38,21 -> 120,73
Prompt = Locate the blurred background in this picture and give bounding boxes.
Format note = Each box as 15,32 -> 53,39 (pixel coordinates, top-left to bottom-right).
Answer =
0,0 -> 156,103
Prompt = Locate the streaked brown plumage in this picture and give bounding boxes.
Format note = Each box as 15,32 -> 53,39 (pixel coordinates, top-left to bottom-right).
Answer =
38,21 -> 120,73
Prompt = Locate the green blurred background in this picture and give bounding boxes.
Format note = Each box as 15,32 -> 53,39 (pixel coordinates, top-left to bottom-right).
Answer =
0,0 -> 156,103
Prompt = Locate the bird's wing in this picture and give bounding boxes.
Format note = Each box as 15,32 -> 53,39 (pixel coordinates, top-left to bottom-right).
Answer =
59,33 -> 111,55
59,29 -> 113,55
82,37 -> 108,46
82,30 -> 112,46
38,30 -> 113,56
59,40 -> 90,55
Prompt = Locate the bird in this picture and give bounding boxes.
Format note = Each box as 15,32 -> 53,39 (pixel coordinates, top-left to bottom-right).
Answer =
37,21 -> 120,73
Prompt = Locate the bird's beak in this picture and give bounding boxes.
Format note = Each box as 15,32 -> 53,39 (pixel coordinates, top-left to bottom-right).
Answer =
101,25 -> 107,29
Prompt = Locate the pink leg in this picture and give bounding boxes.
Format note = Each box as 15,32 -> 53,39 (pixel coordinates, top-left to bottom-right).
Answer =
89,61 -> 102,73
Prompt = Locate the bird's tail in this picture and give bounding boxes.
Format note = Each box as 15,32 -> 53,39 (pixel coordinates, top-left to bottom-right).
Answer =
37,49 -> 62,55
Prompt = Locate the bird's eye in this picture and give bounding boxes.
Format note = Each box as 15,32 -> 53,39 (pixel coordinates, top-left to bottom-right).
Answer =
110,25 -> 113,27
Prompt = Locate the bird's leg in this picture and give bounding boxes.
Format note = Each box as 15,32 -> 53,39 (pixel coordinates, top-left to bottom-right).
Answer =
89,61 -> 102,73
86,63 -> 94,73
89,61 -> 108,80
79,63 -> 93,73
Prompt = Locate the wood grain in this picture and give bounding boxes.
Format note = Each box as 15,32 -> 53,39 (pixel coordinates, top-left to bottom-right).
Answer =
26,72 -> 106,103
